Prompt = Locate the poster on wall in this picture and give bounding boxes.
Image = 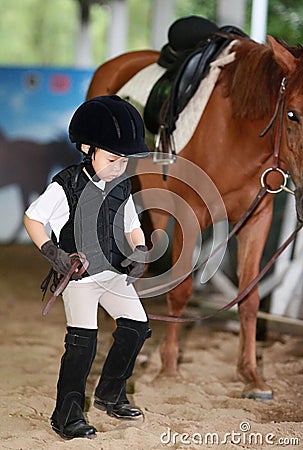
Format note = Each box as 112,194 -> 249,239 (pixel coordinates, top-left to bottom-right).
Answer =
0,66 -> 93,242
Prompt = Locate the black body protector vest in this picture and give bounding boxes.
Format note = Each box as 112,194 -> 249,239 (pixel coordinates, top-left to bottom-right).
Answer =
52,164 -> 132,277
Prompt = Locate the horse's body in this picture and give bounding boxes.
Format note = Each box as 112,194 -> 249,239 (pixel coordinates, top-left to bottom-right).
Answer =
87,37 -> 303,399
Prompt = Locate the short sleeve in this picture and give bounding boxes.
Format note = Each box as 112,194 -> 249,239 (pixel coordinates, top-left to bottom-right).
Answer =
124,195 -> 141,232
25,182 -> 69,239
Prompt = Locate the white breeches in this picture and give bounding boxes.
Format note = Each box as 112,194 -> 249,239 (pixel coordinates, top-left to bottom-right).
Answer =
62,274 -> 147,329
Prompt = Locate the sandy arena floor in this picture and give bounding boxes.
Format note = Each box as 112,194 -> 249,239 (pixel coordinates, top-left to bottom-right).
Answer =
0,244 -> 302,449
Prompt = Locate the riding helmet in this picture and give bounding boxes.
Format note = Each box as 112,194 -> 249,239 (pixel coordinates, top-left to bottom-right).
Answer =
168,16 -> 219,51
69,95 -> 150,158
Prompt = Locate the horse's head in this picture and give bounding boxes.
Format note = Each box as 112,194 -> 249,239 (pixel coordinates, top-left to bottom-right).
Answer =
268,36 -> 303,222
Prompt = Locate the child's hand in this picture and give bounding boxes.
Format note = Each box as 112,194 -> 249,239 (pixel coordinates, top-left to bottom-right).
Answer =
40,240 -> 72,276
121,245 -> 148,285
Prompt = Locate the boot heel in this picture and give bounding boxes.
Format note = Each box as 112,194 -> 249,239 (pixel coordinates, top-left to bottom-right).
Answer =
94,397 -> 142,419
93,397 -> 107,411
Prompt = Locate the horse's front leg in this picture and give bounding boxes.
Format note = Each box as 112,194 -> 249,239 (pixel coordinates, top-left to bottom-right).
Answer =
160,219 -> 199,375
160,277 -> 193,375
236,202 -> 273,399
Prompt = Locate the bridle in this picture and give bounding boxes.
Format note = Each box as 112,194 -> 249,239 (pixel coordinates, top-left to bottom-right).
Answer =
145,77 -> 303,323
260,76 -> 290,194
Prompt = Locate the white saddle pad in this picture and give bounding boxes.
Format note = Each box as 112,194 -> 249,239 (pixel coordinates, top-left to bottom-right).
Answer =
117,40 -> 237,154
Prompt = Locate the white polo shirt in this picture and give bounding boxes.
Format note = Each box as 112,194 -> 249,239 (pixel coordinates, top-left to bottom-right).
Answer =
25,175 -> 141,282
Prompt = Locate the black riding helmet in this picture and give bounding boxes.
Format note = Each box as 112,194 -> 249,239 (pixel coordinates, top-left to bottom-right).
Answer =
168,16 -> 219,51
69,95 -> 150,158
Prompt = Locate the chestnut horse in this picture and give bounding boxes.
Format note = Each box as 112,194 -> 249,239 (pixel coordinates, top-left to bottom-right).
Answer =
86,35 -> 303,399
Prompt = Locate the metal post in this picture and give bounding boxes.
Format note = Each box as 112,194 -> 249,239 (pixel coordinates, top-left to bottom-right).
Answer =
151,0 -> 175,50
250,0 -> 268,43
74,0 -> 93,68
107,0 -> 129,59
217,0 -> 246,29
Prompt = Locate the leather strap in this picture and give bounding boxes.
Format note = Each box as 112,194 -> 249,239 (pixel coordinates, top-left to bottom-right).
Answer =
139,186 -> 268,298
147,223 -> 303,323
65,332 -> 90,347
42,254 -> 88,317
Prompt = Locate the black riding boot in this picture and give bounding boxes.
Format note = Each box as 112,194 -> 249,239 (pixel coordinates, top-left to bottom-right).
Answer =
51,327 -> 98,439
94,318 -> 151,419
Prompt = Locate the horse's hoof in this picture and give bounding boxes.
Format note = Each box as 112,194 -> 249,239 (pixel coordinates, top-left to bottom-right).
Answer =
157,368 -> 183,381
158,369 -> 179,378
241,389 -> 273,401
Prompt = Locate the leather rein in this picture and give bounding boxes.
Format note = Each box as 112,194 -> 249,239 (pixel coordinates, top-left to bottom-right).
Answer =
145,77 -> 303,323
42,253 -> 88,316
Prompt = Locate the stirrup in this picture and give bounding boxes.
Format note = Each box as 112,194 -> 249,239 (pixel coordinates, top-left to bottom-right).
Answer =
153,125 -> 177,165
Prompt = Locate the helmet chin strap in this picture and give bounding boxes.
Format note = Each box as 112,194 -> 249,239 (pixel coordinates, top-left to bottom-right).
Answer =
79,144 -> 99,179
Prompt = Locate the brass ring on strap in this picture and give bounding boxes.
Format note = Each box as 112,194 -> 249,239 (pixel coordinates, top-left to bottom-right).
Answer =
260,167 -> 288,194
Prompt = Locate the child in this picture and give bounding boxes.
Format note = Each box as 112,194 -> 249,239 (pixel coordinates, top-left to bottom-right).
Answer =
24,95 -> 152,440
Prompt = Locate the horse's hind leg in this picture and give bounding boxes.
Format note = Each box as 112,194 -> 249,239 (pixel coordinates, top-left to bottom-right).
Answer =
236,202 -> 273,399
160,220 -> 198,375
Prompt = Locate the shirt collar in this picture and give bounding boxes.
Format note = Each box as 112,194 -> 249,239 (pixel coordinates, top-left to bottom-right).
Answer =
83,167 -> 106,190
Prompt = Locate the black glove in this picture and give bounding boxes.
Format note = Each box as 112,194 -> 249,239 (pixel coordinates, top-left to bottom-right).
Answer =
40,240 -> 72,276
120,245 -> 148,285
